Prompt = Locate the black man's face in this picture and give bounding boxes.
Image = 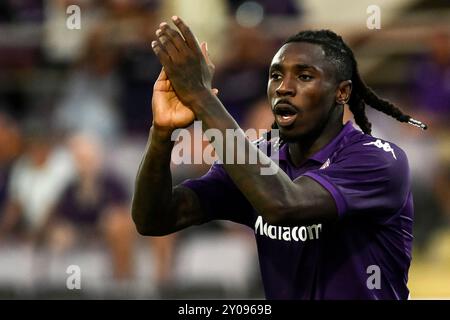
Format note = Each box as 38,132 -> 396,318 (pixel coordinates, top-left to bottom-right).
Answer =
267,42 -> 338,141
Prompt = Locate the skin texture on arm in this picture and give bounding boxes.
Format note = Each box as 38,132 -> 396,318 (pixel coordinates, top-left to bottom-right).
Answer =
151,17 -> 352,225
132,126 -> 206,236
131,69 -> 204,236
132,47 -> 217,236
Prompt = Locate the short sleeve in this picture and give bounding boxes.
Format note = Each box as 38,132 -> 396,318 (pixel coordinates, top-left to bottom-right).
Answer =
302,140 -> 411,222
181,161 -> 254,227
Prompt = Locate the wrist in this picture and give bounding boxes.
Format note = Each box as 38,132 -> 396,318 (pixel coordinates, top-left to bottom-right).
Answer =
187,88 -> 216,114
150,125 -> 174,143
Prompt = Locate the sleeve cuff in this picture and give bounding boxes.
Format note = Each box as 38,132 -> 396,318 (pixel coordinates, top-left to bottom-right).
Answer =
302,172 -> 347,218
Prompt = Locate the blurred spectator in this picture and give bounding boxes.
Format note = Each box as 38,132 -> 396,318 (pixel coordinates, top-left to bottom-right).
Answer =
241,97 -> 274,132
0,112 -> 23,219
411,31 -> 450,128
117,45 -> 161,135
408,30 -> 450,255
0,0 -> 447,299
53,26 -> 123,146
0,119 -> 75,242
228,0 -> 300,17
160,0 -> 228,65
43,133 -> 134,280
150,234 -> 177,294
110,0 -> 162,135
0,0 -> 44,23
214,24 -> 276,124
43,0 -> 102,63
435,146 -> 450,224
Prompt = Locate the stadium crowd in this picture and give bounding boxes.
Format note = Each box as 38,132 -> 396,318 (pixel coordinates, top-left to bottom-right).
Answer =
0,0 -> 448,298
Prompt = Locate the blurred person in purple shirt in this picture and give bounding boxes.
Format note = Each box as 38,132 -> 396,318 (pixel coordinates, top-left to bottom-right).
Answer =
412,31 -> 450,127
132,18 -> 428,299
43,133 -> 134,281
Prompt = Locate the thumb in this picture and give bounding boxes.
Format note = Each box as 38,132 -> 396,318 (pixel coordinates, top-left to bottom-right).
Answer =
156,67 -> 168,81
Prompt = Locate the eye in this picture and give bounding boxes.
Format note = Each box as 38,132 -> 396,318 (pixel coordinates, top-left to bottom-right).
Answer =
270,72 -> 282,80
298,74 -> 313,81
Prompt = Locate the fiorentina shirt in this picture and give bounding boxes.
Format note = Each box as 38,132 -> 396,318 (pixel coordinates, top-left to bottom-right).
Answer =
181,121 -> 413,300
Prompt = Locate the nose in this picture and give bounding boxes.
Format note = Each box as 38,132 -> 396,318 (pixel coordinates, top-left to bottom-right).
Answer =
275,77 -> 295,97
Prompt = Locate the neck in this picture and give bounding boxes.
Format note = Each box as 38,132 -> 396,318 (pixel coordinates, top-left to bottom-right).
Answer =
288,108 -> 344,167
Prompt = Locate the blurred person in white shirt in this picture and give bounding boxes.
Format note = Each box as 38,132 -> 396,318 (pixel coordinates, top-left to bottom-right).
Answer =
0,119 -> 75,243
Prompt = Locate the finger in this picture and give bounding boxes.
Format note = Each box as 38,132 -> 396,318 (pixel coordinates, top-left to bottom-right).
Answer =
161,68 -> 168,80
200,42 -> 210,64
156,28 -> 179,60
151,40 -> 171,67
200,42 -> 207,60
160,22 -> 187,53
154,68 -> 168,90
211,88 -> 219,95
156,67 -> 168,81
171,16 -> 202,54
201,41 -> 215,72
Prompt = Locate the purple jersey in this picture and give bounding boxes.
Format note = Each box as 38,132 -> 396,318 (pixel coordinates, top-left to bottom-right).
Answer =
182,121 -> 413,300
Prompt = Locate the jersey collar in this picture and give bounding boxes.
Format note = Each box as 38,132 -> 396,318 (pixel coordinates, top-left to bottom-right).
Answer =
278,121 -> 356,164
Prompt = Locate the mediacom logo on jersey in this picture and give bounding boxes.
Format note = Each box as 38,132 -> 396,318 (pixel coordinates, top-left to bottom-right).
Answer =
254,216 -> 322,242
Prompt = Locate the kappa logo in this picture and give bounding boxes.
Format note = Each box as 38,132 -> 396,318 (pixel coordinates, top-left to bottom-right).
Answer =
363,139 -> 397,159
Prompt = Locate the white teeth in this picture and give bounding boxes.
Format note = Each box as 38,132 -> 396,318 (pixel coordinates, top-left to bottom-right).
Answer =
282,115 -> 291,120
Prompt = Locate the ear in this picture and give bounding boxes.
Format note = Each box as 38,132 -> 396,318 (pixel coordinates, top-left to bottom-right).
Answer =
335,80 -> 352,105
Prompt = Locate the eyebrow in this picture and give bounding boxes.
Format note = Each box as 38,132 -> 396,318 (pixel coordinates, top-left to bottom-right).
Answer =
270,63 -> 319,72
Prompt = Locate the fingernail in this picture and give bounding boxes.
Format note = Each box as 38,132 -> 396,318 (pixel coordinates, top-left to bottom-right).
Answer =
205,42 -> 208,51
159,22 -> 167,28
156,29 -> 161,36
171,16 -> 178,21
151,41 -> 157,47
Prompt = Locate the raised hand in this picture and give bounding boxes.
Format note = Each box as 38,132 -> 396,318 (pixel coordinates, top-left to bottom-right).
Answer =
151,16 -> 214,109
152,67 -> 195,134
151,41 -> 217,135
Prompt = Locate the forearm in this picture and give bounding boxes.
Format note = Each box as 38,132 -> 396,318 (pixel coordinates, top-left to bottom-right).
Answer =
150,17 -> 334,224
192,92 -> 299,224
131,126 -> 175,234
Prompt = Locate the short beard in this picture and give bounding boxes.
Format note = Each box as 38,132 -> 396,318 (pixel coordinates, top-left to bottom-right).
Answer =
278,103 -> 340,143
271,104 -> 343,143
279,126 -> 322,143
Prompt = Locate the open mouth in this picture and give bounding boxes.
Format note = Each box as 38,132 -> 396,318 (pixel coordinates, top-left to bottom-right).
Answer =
273,103 -> 298,127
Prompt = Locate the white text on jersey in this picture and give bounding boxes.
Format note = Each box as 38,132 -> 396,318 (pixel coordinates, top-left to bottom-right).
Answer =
254,216 -> 322,242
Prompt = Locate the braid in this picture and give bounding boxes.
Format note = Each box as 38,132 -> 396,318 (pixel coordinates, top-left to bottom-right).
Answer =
348,90 -> 372,134
346,49 -> 425,134
269,30 -> 427,136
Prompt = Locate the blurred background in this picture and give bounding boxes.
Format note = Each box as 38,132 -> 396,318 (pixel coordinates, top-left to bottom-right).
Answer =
0,0 -> 449,299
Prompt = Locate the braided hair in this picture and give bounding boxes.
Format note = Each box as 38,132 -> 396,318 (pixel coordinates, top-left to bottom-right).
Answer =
270,30 -> 427,135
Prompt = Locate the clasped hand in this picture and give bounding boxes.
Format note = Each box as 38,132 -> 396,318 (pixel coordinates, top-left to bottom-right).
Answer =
151,16 -> 215,109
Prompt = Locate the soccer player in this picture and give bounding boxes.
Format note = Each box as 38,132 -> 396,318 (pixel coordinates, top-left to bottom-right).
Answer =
132,16 -> 427,299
